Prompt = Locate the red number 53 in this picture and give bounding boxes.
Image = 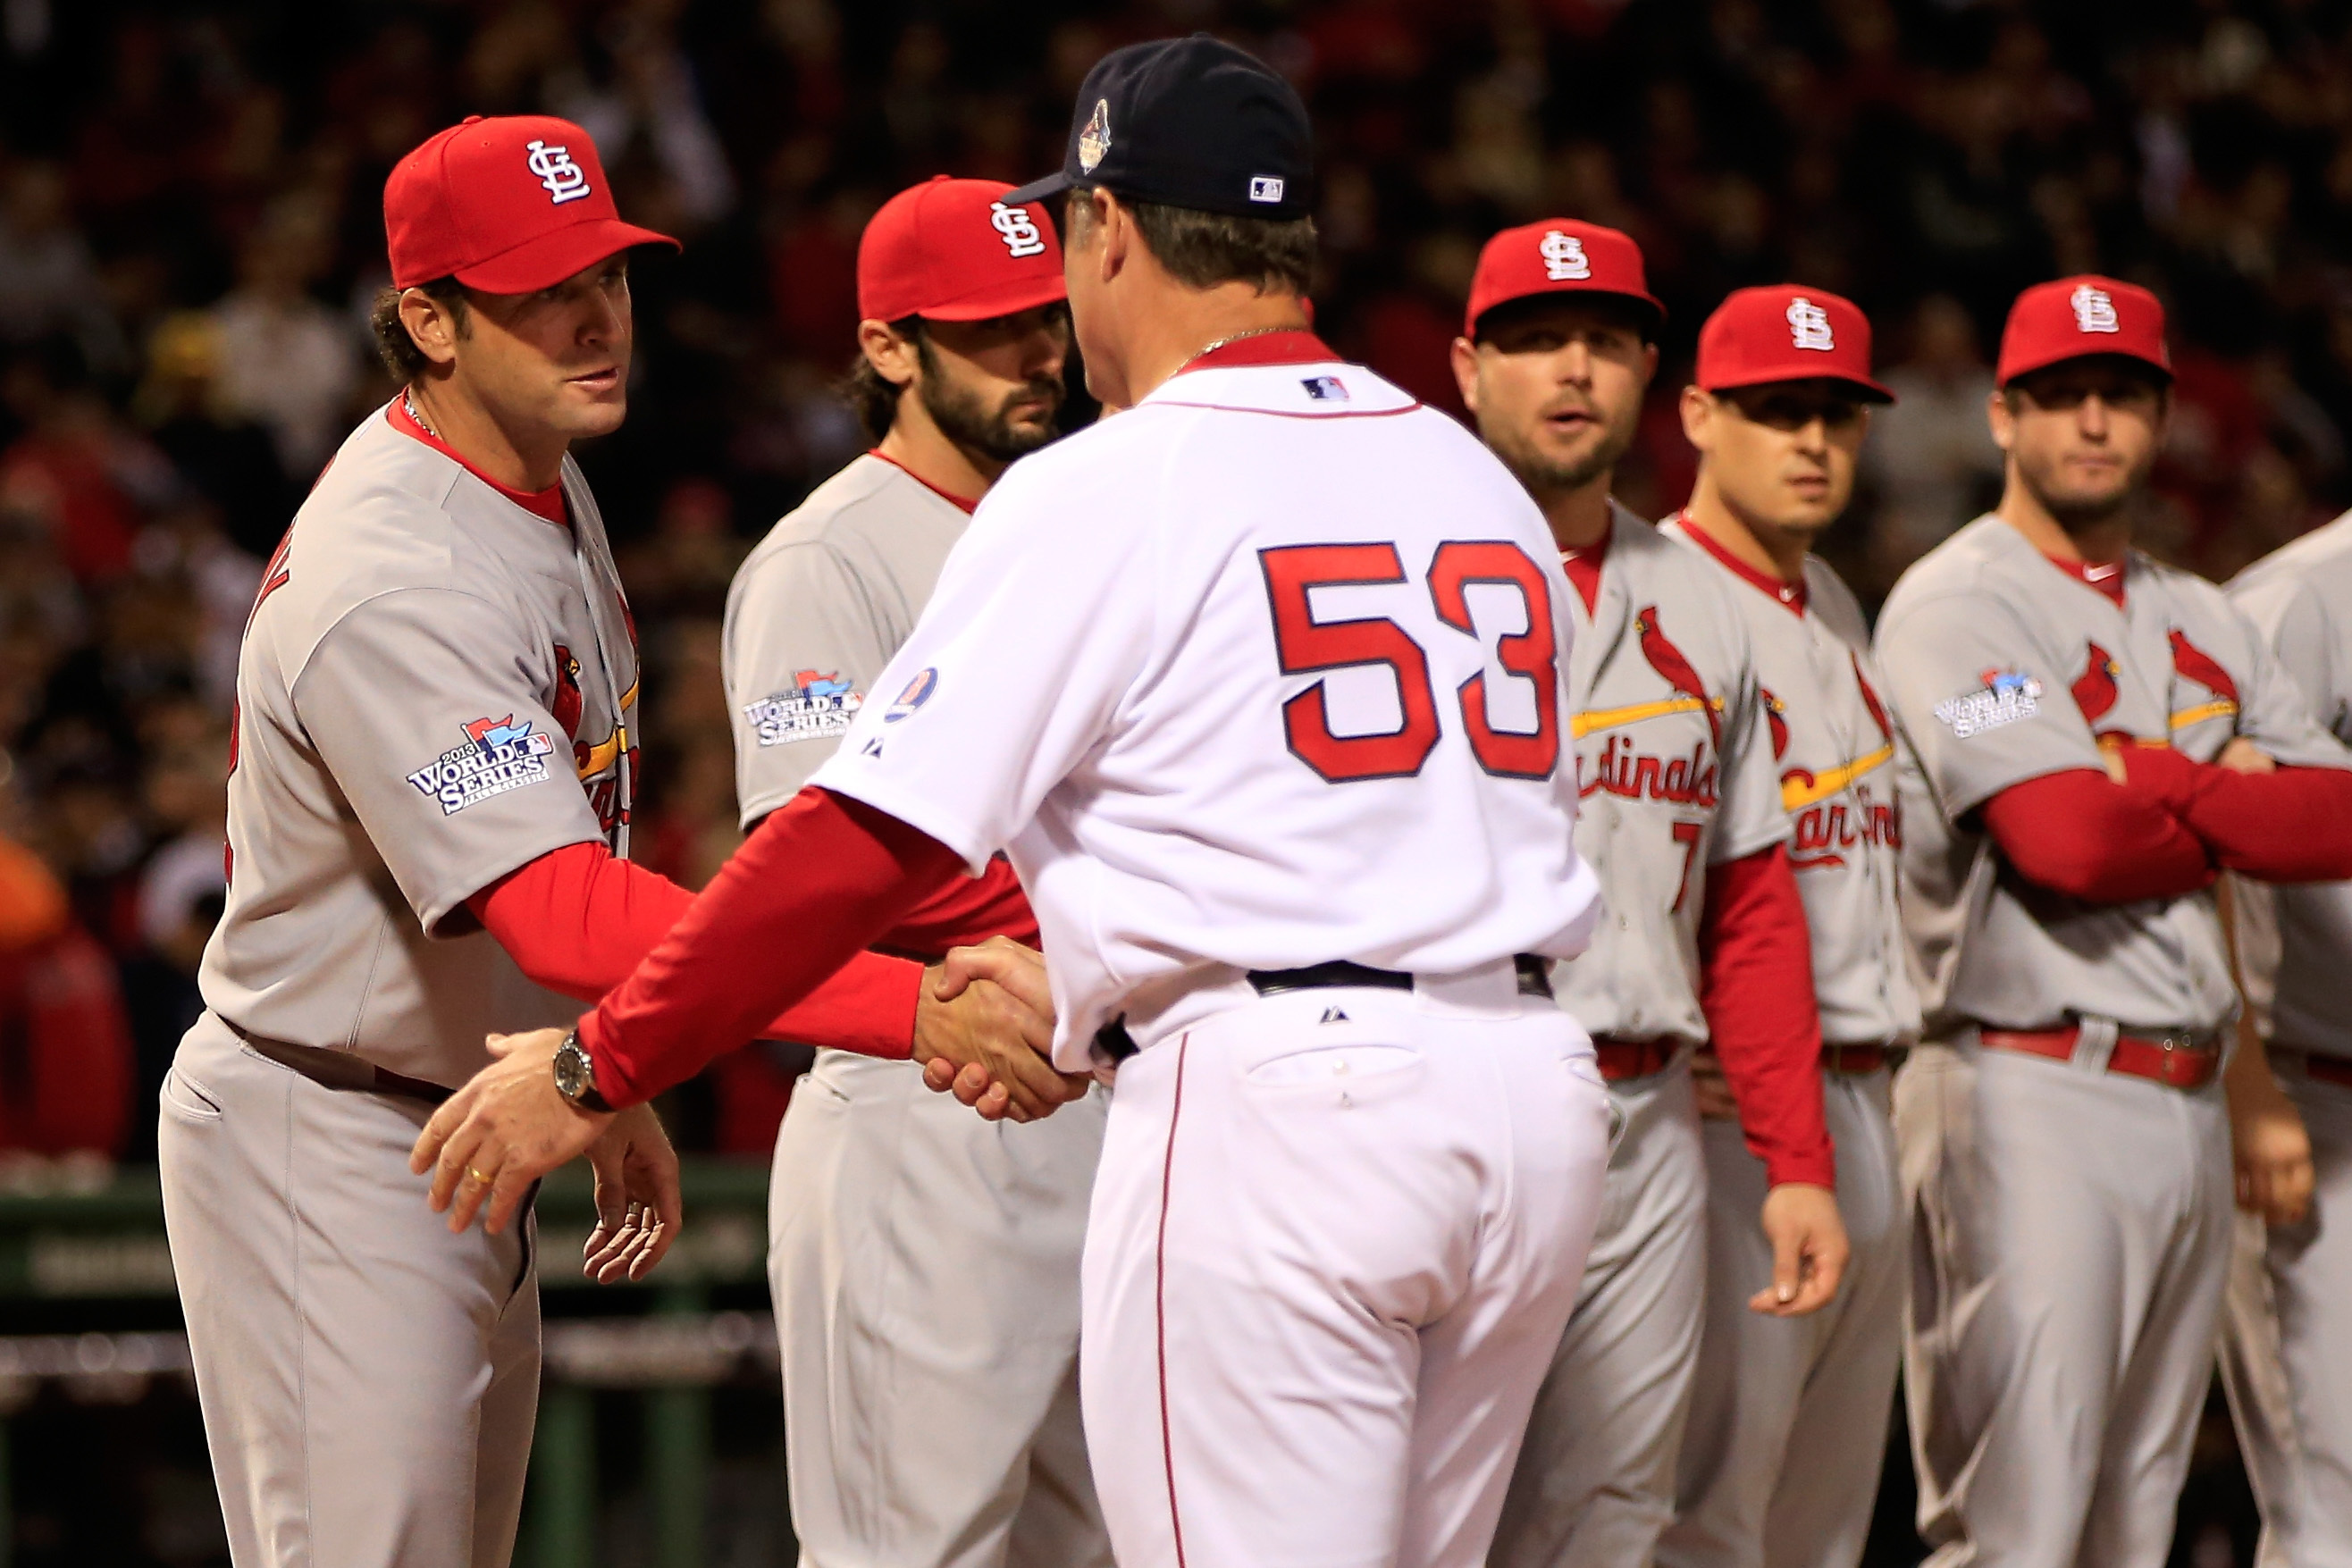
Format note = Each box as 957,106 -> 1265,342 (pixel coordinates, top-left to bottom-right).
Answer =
1258,541 -> 1561,784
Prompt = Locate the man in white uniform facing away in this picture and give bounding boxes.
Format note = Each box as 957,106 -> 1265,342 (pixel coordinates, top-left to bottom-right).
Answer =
416,37 -> 1617,1568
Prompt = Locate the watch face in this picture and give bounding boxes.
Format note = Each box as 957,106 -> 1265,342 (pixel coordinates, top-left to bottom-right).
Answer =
555,1041 -> 587,1099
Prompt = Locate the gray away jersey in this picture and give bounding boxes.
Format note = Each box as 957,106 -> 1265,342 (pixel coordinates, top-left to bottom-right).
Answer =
199,406 -> 639,1087
1666,522 -> 1922,1047
2229,510 -> 2352,1059
1874,514 -> 2348,1040
1554,505 -> 1787,1044
723,453 -> 970,829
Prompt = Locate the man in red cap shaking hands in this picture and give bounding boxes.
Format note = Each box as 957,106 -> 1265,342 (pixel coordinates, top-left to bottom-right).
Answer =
723,174 -> 1110,1568
160,119 -> 1047,1568
1873,276 -> 2352,1564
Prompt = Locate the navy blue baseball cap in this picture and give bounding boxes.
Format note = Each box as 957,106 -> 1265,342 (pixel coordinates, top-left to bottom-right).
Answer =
1004,34 -> 1315,222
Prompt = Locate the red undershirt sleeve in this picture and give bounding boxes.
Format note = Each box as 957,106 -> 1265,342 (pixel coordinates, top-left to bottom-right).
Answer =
579,788 -> 960,1107
2117,748 -> 2352,883
1978,766 -> 2215,903
1697,843 -> 1835,1190
468,839 -> 926,1064
882,854 -> 1040,953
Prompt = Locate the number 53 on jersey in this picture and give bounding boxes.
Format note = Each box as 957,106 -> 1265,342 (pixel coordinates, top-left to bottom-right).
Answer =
1260,540 -> 1562,784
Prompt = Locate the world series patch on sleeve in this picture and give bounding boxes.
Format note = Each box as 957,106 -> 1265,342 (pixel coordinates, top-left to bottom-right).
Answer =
744,670 -> 864,746
407,717 -> 559,814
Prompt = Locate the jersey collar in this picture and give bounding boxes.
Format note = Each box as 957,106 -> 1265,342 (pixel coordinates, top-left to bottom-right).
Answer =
1558,516 -> 1613,619
1673,510 -> 1807,615
387,398 -> 568,526
1179,330 -> 1341,373
865,449 -> 979,515
2042,551 -> 2128,606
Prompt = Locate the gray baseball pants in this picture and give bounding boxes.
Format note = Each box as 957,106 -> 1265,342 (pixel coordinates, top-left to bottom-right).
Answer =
1897,1036 -> 2233,1568
1490,1060 -> 1707,1568
1659,1065 -> 1906,1568
2217,1055 -> 2352,1568
768,1052 -> 1112,1568
159,1014 -> 539,1568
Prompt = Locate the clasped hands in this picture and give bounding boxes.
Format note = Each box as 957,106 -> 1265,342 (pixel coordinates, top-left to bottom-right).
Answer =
407,936 -> 1083,1251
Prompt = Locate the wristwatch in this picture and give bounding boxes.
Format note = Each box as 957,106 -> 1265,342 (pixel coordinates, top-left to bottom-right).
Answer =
552,1028 -> 614,1112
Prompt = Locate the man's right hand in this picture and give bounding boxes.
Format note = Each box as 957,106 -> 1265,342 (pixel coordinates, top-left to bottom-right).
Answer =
911,936 -> 1090,1122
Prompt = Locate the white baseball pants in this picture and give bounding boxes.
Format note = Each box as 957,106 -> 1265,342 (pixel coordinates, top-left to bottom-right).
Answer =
1490,1058 -> 1708,1568
2217,1056 -> 2352,1568
1660,1065 -> 1907,1568
768,1052 -> 1111,1568
1896,1038 -> 2233,1568
159,1014 -> 540,1568
1079,974 -> 1612,1568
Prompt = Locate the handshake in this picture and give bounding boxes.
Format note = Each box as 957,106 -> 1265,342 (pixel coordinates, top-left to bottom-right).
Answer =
911,935 -> 1096,1122
406,937 -> 1087,1270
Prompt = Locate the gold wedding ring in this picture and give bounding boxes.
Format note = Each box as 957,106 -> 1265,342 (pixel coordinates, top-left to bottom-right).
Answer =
467,1166 -> 490,1185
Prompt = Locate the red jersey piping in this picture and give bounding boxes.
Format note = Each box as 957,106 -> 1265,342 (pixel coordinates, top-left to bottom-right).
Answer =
386,398 -> 568,525
1560,518 -> 1613,618
1674,511 -> 1807,615
2043,552 -> 2128,606
866,448 -> 979,516
1179,330 -> 1340,372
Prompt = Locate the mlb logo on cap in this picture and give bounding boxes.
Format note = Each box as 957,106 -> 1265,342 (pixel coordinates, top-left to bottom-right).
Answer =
1996,274 -> 2171,384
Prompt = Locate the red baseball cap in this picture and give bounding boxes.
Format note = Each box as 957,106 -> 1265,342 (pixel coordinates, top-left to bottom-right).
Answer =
1696,285 -> 1894,402
384,115 -> 677,293
859,176 -> 1067,324
1464,219 -> 1664,339
1996,275 -> 2171,386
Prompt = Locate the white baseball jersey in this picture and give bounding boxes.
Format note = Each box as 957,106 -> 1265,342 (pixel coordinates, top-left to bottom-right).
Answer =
809,353 -> 1600,1069
2228,510 -> 2352,1059
1554,505 -> 1785,1043
1666,520 -> 1921,1046
199,403 -> 638,1087
1875,514 -> 2348,1038
725,453 -> 970,829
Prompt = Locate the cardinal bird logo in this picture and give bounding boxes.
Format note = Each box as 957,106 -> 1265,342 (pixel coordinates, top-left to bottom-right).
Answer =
1760,685 -> 1791,760
2169,630 -> 2239,704
1634,605 -> 1721,747
2071,641 -> 2121,725
1853,656 -> 1893,741
550,643 -> 584,740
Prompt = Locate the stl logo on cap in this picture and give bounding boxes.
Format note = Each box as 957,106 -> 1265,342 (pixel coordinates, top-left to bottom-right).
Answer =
1079,99 -> 1113,174
1787,296 -> 1836,352
2071,283 -> 2121,335
991,202 -> 1046,259
1541,231 -> 1592,281
525,138 -> 592,205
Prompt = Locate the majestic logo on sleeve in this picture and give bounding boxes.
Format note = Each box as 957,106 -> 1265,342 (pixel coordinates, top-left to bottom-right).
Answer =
744,670 -> 863,746
525,139 -> 593,205
407,717 -> 557,815
2071,284 -> 2120,334
1541,230 -> 1591,281
1078,100 -> 1112,173
1786,296 -> 1835,351
990,203 -> 1046,258
1935,668 -> 2043,737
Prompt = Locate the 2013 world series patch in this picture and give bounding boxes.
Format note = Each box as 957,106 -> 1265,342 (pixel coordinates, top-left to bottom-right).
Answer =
745,669 -> 863,746
407,716 -> 557,814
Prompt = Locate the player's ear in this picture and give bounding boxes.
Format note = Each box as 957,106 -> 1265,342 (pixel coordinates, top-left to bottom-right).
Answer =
1986,384 -> 2016,454
1093,190 -> 1130,284
398,289 -> 462,369
1678,384 -> 1713,451
1449,336 -> 1481,417
859,318 -> 920,390
1639,340 -> 1660,394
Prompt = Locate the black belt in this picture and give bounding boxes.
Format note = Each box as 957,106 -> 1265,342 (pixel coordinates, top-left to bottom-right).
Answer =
225,1019 -> 457,1105
1094,955 -> 1553,1061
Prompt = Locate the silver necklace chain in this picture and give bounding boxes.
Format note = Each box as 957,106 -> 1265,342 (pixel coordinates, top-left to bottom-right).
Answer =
402,387 -> 437,437
1179,323 -> 1303,371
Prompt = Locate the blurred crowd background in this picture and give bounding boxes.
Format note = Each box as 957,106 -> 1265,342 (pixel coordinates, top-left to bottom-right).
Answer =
2,0 -> 2349,1187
